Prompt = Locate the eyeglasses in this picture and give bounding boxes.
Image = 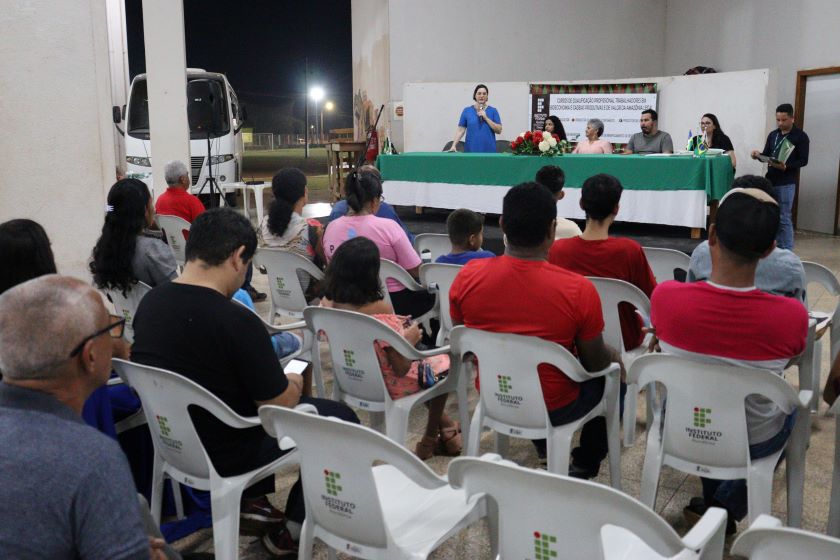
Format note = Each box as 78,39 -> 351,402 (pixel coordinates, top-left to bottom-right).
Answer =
68,314 -> 126,357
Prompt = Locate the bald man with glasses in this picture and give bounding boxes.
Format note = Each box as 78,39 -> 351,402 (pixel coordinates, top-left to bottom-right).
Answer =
0,275 -> 156,559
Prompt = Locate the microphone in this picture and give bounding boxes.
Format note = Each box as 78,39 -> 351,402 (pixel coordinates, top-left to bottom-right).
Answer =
478,103 -> 485,124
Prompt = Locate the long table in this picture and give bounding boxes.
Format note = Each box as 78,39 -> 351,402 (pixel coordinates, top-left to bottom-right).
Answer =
378,153 -> 734,229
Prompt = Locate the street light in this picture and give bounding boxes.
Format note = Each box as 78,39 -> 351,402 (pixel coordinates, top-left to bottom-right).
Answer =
322,101 -> 335,141
310,86 -> 325,142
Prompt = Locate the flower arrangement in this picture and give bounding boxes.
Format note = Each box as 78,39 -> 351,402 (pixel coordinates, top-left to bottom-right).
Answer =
510,130 -> 570,156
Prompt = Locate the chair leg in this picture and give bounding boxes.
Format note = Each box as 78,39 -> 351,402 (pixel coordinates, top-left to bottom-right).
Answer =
150,457 -> 165,525
786,411 -> 810,528
640,425 -> 664,509
173,482 -> 185,520
623,383 -> 638,447
455,364 -> 471,456
298,518 -> 314,560
466,403 -> 484,457
747,462 -> 775,525
547,429 -> 574,476
210,483 -> 246,560
811,339 -> 823,412
604,377 -> 622,491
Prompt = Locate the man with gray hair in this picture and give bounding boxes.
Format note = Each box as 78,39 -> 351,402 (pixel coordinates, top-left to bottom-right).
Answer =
154,159 -> 206,223
0,275 -> 150,558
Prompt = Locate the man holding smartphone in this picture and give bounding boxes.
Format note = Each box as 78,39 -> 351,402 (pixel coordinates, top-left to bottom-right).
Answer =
751,103 -> 810,250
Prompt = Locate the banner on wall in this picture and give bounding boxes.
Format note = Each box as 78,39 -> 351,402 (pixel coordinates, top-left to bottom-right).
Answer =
530,83 -> 658,145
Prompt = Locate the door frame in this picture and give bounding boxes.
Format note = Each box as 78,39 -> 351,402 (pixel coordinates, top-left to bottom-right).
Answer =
794,66 -> 840,235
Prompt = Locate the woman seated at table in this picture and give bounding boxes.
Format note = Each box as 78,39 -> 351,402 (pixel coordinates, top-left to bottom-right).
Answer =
572,118 -> 613,154
543,115 -> 567,142
448,84 -> 502,153
688,113 -> 736,167
322,169 -> 436,338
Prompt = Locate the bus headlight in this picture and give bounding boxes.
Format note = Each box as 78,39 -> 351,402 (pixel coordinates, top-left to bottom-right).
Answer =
210,154 -> 234,164
126,156 -> 152,167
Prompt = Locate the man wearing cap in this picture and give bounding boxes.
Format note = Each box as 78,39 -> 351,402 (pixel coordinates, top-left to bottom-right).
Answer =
650,181 -> 809,534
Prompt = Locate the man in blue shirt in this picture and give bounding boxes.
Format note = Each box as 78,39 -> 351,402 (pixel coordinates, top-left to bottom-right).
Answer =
448,84 -> 502,153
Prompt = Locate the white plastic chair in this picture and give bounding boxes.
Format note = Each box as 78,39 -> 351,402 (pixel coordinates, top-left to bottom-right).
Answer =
413,233 -> 452,263
828,398 -> 840,537
111,359 -> 299,560
156,214 -> 191,268
258,405 -> 484,559
630,353 -> 811,526
303,306 -> 469,447
732,514 -> 840,559
103,280 -> 152,344
449,326 -> 622,487
419,263 -> 463,346
643,246 -> 690,284
448,454 -> 726,560
587,277 -> 652,447
379,258 -> 438,330
802,261 -> 840,411
253,248 -> 324,321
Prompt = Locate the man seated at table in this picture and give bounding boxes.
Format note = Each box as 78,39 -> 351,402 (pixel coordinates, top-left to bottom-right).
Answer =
624,109 -> 673,155
687,175 -> 806,303
131,207 -> 359,556
328,165 -> 415,244
535,165 -> 582,239
650,186 -> 808,535
549,173 -> 656,352
450,182 -> 616,477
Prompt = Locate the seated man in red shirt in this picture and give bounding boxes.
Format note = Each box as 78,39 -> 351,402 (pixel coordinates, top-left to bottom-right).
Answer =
155,160 -> 206,223
549,173 -> 656,352
450,182 -> 616,477
651,185 -> 808,534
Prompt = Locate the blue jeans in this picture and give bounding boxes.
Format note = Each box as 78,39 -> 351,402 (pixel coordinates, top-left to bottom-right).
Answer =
773,184 -> 795,250
701,412 -> 795,521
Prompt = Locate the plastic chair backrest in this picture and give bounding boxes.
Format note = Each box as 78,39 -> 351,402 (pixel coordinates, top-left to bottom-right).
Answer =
630,353 -> 800,474
104,281 -> 152,344
449,326 -> 591,432
254,248 -> 323,317
587,277 -> 651,352
802,261 -> 840,358
259,406 -> 447,549
112,359 -> 256,481
413,233 -> 452,263
304,307 -> 420,406
448,456 -> 688,559
731,514 -> 840,559
156,215 -> 191,266
419,263 -> 463,342
643,247 -> 690,284
378,258 -> 424,308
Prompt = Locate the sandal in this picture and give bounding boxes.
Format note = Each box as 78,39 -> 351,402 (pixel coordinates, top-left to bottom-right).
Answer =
415,435 -> 438,460
438,423 -> 462,456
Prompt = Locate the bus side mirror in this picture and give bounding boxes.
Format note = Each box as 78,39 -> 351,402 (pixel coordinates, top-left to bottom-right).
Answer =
112,106 -> 122,124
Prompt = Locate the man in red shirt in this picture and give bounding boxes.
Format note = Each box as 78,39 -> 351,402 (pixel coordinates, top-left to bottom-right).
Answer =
549,173 -> 656,351
155,160 -> 206,223
450,182 -> 615,477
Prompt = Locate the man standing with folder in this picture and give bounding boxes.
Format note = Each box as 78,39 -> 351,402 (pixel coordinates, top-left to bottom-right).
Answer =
751,103 -> 810,250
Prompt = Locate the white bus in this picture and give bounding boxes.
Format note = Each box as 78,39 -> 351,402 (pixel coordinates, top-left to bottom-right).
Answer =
115,69 -> 245,195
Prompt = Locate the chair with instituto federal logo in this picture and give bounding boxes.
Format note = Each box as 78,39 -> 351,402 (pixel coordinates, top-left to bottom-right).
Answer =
731,514 -> 840,559
379,258 -> 439,333
419,263 -> 463,346
413,233 -> 452,264
642,247 -> 691,284
629,353 -> 811,527
112,359 -> 301,560
449,326 -> 622,487
103,280 -> 152,344
258,405 -> 484,559
303,306 -> 470,448
253,247 -> 324,321
447,454 -> 727,560
156,214 -> 191,270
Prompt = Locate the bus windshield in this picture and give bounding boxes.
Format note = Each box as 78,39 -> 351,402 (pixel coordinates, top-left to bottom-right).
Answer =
127,77 -> 230,140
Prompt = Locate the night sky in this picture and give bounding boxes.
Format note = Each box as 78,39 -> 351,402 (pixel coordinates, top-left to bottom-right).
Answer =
125,0 -> 353,132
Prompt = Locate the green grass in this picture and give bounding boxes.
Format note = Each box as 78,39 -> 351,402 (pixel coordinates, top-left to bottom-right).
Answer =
243,147 -> 328,177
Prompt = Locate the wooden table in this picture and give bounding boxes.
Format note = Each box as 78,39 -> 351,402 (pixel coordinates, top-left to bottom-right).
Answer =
326,141 -> 367,202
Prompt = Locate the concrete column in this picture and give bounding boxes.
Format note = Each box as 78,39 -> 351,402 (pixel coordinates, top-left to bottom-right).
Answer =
141,0 -> 190,199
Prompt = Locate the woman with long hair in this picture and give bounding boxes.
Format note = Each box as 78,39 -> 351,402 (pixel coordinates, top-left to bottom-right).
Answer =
90,178 -> 177,292
543,115 -> 568,142
0,219 -> 57,294
690,113 -> 736,167
320,237 -> 461,459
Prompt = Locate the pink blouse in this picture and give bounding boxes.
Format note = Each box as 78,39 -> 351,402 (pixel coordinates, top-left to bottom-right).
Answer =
573,139 -> 614,154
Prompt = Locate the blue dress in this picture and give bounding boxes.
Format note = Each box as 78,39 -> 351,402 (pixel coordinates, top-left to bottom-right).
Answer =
458,105 -> 501,153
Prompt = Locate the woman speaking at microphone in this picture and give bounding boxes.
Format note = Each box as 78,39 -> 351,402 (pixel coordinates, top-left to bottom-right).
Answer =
448,84 -> 502,153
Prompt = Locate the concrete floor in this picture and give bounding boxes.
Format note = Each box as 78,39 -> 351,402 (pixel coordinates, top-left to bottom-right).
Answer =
173,228 -> 840,559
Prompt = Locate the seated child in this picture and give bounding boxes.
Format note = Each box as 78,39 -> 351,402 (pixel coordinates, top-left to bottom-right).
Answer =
435,208 -> 496,265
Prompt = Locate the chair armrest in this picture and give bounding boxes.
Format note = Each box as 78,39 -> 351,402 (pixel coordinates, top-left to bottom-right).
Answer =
681,506 -> 727,550
414,344 -> 451,360
797,390 -> 814,408
746,514 -> 783,530
264,320 -> 307,335
576,362 -> 620,382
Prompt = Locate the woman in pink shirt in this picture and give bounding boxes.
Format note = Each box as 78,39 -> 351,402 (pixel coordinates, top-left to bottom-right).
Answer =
323,170 -> 435,331
573,118 -> 614,154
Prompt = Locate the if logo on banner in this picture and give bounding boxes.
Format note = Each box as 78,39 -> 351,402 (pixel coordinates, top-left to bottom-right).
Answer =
533,531 -> 558,559
324,469 -> 342,496
497,375 -> 512,394
693,407 -> 711,428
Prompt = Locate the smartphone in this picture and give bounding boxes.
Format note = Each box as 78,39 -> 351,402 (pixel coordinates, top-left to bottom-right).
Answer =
284,359 -> 309,375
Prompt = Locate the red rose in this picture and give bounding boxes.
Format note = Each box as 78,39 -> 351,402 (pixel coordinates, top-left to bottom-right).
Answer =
553,133 -> 560,141
533,131 -> 543,141
524,131 -> 533,140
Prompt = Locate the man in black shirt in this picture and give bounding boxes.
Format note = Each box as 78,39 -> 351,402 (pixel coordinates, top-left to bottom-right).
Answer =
132,207 -> 358,557
751,103 -> 810,250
